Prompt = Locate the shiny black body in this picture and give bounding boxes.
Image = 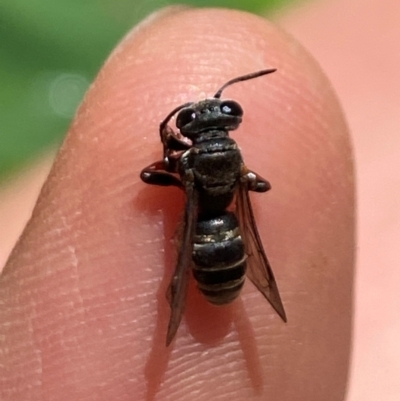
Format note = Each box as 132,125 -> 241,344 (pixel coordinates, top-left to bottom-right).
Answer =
140,69 -> 286,345
193,211 -> 246,305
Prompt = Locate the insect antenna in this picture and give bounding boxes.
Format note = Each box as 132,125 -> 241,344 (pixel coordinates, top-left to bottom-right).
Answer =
213,68 -> 276,99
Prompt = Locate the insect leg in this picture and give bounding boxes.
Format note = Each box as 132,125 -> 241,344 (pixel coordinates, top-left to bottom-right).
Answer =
140,161 -> 183,188
241,166 -> 271,193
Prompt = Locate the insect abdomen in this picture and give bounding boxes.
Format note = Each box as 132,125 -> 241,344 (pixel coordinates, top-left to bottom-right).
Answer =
192,212 -> 246,305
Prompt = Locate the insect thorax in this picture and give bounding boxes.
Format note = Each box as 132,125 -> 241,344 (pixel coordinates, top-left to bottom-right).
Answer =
185,133 -> 242,209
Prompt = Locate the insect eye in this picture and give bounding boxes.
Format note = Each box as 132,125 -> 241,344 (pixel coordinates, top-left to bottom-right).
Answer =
220,101 -> 243,117
176,108 -> 196,128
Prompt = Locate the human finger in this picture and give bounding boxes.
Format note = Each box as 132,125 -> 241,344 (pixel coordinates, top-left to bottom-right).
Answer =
0,7 -> 354,401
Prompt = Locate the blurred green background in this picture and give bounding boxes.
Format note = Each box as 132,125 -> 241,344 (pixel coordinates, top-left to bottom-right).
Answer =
0,0 -> 296,181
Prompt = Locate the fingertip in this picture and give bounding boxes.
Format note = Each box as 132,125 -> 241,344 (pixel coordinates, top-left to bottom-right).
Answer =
1,8 -> 354,401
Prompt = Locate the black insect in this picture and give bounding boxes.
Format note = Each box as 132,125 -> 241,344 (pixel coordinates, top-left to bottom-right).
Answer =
140,69 -> 286,345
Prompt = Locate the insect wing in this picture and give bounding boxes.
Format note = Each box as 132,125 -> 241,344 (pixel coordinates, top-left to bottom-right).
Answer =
236,185 -> 287,322
166,183 -> 198,345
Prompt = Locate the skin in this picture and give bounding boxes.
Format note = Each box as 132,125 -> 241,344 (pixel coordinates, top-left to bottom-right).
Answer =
0,7 -> 355,401
279,1 -> 400,400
